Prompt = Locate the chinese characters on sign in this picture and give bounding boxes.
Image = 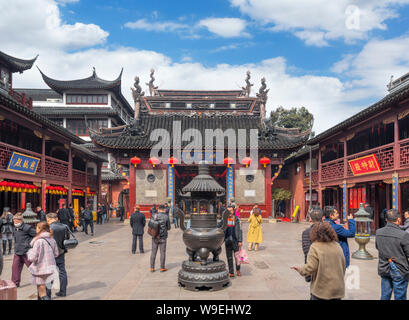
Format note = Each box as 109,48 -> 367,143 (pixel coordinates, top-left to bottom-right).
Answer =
348,154 -> 381,176
6,152 -> 40,175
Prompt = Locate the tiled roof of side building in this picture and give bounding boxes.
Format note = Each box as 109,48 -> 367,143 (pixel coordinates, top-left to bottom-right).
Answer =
33,106 -> 119,116
15,88 -> 62,101
89,112 -> 310,151
308,81 -> 409,145
0,51 -> 38,73
37,67 -> 134,116
38,67 -> 123,94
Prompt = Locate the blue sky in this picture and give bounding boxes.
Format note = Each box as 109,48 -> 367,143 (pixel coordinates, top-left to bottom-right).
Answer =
3,0 -> 409,133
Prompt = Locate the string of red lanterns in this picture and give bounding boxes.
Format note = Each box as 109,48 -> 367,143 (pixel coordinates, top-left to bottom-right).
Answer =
0,181 -> 41,193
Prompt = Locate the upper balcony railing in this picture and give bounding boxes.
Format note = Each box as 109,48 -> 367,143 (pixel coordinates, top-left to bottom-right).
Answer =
8,87 -> 33,109
320,141 -> 402,183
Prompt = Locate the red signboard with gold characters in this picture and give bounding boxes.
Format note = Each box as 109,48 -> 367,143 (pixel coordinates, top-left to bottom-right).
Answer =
348,154 -> 381,176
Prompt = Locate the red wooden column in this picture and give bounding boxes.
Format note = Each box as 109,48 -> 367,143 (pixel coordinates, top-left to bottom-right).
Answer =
264,163 -> 272,218
318,145 -> 323,207
97,161 -> 102,205
129,161 -> 136,217
41,135 -> 46,211
68,145 -> 72,205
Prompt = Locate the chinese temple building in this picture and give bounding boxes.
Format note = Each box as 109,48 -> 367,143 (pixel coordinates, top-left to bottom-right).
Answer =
283,70 -> 409,230
0,50 -> 104,214
90,71 -> 310,218
16,67 -> 134,209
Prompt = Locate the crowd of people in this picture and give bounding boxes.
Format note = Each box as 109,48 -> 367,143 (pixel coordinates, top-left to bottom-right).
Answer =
0,201 -> 122,300
128,203 -> 263,279
4,198 -> 409,301
292,205 -> 409,300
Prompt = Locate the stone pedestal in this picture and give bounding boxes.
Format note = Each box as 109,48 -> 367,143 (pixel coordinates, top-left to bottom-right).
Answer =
178,260 -> 230,291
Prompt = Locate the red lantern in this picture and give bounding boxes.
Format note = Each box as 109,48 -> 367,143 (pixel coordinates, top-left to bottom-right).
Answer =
241,157 -> 252,168
224,157 -> 234,167
259,157 -> 270,168
130,156 -> 141,168
168,157 -> 178,167
149,157 -> 160,168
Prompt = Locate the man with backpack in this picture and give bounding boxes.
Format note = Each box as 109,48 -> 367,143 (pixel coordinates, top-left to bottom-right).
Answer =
57,203 -> 71,230
149,205 -> 171,272
83,205 -> 94,236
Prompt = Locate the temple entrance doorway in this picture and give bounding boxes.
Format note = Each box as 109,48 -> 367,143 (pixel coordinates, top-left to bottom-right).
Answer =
174,165 -> 226,214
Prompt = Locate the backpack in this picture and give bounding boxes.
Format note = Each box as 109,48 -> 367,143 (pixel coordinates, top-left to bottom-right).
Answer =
147,214 -> 160,238
83,210 -> 93,221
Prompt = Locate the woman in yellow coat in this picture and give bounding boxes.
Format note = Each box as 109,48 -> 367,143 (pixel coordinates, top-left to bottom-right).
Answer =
247,205 -> 263,251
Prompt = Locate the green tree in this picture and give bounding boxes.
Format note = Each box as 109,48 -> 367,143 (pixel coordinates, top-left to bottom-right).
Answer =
269,106 -> 314,134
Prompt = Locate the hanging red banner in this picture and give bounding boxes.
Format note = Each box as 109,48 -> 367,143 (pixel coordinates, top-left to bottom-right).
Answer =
348,154 -> 381,176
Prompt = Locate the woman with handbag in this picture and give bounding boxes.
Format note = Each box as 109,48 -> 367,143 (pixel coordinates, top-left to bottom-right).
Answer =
27,221 -> 59,300
247,205 -> 263,251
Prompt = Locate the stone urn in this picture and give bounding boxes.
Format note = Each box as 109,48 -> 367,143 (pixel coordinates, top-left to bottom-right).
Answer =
179,210 -> 229,265
177,208 -> 230,291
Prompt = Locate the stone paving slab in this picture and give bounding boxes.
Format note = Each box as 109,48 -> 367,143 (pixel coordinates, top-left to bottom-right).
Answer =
0,218 -> 381,300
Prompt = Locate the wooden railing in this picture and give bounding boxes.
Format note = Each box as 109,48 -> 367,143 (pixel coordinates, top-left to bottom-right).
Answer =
304,170 -> 318,187
0,141 -> 42,171
8,88 -> 33,109
321,158 -> 344,182
45,156 -> 68,179
346,143 -> 394,177
320,142 -> 396,182
87,175 -> 97,187
72,169 -> 86,186
400,137 -> 409,168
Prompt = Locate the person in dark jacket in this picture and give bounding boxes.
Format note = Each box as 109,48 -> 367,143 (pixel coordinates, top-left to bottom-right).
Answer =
376,209 -> 409,300
96,203 -> 103,225
130,205 -> 146,254
150,205 -> 171,272
57,204 -> 71,229
46,212 -> 70,298
218,205 -> 243,278
35,206 -> 47,222
150,204 -> 157,216
324,206 -> 356,268
11,213 -> 36,287
1,207 -> 14,255
83,206 -> 94,236
301,206 -> 324,282
68,204 -> 75,232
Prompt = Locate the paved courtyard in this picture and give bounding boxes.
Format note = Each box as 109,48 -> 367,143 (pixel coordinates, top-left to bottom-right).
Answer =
1,218 -> 381,300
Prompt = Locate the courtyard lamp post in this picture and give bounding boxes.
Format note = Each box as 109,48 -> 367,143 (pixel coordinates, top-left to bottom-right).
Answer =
352,203 -> 374,260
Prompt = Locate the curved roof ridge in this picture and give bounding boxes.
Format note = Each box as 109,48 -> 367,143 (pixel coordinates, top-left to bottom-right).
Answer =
0,51 -> 38,73
37,66 -> 123,94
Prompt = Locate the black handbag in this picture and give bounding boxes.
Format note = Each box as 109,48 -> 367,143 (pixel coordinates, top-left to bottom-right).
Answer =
64,227 -> 78,250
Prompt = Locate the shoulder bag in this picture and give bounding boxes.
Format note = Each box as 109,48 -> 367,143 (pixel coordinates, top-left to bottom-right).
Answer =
63,226 -> 78,250
147,214 -> 160,238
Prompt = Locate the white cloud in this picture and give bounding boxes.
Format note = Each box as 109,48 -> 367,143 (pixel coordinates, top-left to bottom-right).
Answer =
198,17 -> 249,38
230,0 -> 409,46
0,0 -> 108,51
331,36 -> 409,98
5,0 -> 409,136
124,19 -> 189,32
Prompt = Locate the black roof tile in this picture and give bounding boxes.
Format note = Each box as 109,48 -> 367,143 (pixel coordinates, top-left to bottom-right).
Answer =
0,51 -> 38,73
90,112 -> 310,151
